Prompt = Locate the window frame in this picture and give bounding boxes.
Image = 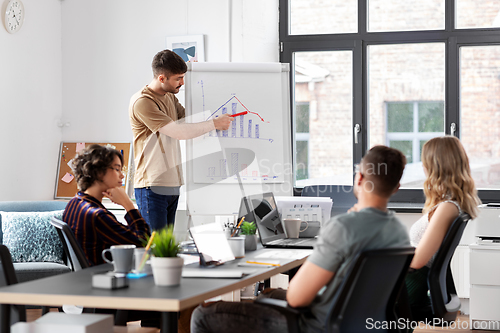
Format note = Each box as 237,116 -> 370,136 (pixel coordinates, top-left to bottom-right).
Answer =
280,0 -> 500,203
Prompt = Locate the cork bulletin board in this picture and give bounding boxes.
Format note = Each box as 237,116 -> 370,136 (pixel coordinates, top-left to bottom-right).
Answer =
54,142 -> 132,199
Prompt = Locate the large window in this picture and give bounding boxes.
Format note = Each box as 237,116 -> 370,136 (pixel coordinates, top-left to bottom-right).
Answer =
293,51 -> 353,187
281,0 -> 500,202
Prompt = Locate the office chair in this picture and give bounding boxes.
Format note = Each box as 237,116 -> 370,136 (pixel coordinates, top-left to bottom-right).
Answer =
418,213 -> 470,323
49,217 -> 90,272
0,244 -> 26,332
256,247 -> 415,333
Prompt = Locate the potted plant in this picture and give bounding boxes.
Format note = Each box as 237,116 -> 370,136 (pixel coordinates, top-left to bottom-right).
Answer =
148,226 -> 183,286
240,221 -> 258,251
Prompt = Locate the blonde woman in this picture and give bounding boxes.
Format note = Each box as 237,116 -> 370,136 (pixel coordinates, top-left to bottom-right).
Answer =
406,136 -> 481,320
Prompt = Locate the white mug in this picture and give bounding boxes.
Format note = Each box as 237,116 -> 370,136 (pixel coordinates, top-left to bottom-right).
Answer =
283,219 -> 308,239
102,245 -> 136,273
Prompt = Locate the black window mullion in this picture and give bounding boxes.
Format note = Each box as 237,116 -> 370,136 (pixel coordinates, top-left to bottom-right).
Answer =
445,0 -> 455,32
446,37 -> 460,136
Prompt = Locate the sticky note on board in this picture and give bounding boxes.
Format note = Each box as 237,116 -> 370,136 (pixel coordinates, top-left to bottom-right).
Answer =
76,142 -> 86,152
67,158 -> 75,170
61,172 -> 74,184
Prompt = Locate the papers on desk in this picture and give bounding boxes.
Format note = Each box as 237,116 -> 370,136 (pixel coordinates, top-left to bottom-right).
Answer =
182,268 -> 247,279
254,249 -> 313,260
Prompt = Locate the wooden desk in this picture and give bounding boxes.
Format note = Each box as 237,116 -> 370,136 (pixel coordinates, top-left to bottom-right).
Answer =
0,248 -> 309,333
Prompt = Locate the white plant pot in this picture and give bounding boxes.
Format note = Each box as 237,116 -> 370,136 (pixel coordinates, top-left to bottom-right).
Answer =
151,256 -> 184,286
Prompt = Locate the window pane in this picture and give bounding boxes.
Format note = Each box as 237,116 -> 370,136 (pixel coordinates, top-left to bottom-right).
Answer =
456,1 -> 500,29
368,0 -> 444,32
460,46 -> 500,190
294,51 -> 353,186
290,0 -> 357,35
389,140 -> 413,163
387,103 -> 413,132
296,141 -> 309,180
369,43 -> 445,188
296,102 -> 310,133
418,102 -> 444,132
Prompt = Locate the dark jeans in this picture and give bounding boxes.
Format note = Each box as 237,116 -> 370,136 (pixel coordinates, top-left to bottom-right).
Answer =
134,187 -> 179,230
191,289 -> 289,333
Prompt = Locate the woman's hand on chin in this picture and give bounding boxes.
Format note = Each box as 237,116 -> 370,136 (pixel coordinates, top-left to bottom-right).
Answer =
103,187 -> 135,211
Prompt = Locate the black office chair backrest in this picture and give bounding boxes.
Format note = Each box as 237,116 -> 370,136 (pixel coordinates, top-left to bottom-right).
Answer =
50,217 -> 90,272
326,247 -> 415,333
301,185 -> 357,216
427,213 -> 470,322
0,244 -> 26,330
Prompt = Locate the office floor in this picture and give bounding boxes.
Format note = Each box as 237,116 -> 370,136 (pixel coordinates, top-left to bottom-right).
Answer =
28,309 -> 492,333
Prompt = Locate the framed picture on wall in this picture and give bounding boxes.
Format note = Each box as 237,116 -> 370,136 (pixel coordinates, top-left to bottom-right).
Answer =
166,35 -> 205,63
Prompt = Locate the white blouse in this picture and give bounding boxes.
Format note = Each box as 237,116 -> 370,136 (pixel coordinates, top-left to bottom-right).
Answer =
409,200 -> 462,267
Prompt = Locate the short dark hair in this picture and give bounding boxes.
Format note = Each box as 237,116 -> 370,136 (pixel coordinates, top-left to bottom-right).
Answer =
361,145 -> 406,197
152,49 -> 187,78
72,144 -> 124,191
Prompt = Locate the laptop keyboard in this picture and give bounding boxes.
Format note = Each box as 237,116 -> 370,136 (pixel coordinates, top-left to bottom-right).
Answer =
267,238 -> 316,246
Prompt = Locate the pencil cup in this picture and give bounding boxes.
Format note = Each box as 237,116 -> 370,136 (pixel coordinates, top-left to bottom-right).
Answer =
102,245 -> 136,273
227,236 -> 245,258
133,247 -> 152,274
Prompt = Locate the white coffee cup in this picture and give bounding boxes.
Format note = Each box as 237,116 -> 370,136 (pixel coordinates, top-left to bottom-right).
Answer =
227,236 -> 245,258
133,247 -> 152,274
102,245 -> 136,273
283,219 -> 308,239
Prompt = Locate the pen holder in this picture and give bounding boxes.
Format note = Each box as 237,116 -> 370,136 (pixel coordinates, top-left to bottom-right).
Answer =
227,236 -> 245,258
225,227 -> 241,239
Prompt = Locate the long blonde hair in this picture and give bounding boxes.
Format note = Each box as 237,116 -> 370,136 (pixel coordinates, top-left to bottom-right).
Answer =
422,136 -> 481,219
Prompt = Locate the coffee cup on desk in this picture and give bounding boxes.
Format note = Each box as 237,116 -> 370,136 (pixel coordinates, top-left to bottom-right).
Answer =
102,245 -> 136,273
283,218 -> 308,239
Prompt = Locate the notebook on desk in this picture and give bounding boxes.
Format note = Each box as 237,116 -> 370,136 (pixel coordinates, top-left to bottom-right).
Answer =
238,192 -> 318,249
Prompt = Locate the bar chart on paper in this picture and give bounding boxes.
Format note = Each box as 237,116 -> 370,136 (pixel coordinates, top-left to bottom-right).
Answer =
204,94 -> 272,142
188,69 -> 286,184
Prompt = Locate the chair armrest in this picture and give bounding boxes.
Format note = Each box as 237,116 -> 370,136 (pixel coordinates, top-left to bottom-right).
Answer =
254,298 -> 308,333
255,298 -> 306,314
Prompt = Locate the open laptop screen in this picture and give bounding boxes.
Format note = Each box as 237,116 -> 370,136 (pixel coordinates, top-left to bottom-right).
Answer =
238,192 -> 285,241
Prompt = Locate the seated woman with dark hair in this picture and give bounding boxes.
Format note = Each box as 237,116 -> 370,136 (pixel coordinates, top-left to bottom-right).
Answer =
63,144 -> 151,266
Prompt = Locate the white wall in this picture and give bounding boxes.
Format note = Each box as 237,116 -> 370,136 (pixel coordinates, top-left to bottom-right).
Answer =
0,0 -> 279,201
60,0 -> 279,142
0,0 -> 62,201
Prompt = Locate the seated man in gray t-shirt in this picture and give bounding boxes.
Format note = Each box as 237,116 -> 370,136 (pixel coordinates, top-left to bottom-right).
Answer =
191,146 -> 411,333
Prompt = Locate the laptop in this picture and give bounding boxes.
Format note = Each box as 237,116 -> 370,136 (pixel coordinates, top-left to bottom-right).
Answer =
238,192 -> 318,249
188,223 -> 235,266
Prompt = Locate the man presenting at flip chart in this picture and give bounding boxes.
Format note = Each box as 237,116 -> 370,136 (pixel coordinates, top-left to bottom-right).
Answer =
129,50 -> 233,230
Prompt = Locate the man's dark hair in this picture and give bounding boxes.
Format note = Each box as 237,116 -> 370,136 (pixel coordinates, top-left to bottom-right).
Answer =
152,49 -> 187,78
361,145 -> 406,197
72,144 -> 124,191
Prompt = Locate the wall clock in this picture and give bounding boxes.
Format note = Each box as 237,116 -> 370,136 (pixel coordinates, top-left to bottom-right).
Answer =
4,0 -> 24,34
